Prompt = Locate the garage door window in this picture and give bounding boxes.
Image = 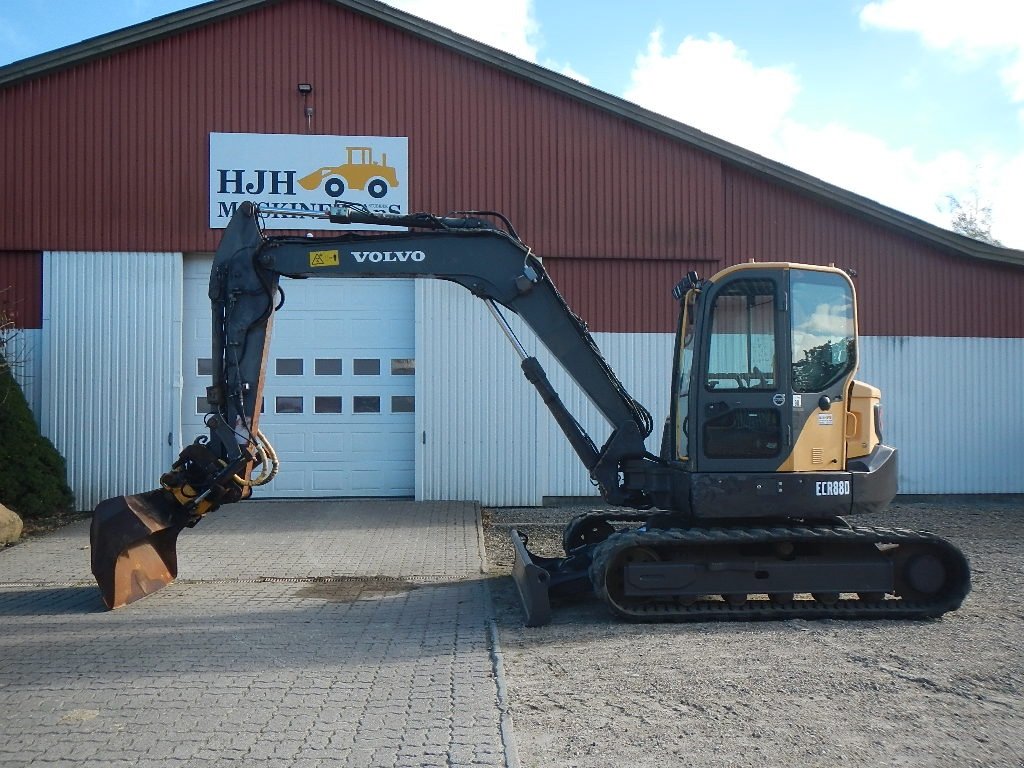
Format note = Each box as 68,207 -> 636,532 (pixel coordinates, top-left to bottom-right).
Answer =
392,396 -> 414,413
354,396 -> 381,413
276,396 -> 303,413
277,359 -> 304,375
315,358 -> 343,375
391,358 -> 415,375
354,359 -> 381,375
315,396 -> 343,414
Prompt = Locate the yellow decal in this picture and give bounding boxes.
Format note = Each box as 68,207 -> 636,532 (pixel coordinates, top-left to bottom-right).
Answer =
297,146 -> 401,197
309,249 -> 340,268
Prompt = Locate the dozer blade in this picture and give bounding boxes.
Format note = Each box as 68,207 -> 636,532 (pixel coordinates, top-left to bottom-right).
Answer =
90,490 -> 188,609
510,529 -> 552,627
510,529 -> 596,626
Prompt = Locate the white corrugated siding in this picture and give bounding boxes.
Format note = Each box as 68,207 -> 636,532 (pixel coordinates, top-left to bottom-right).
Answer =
5,328 -> 43,420
859,336 -> 1024,494
416,280 -> 672,505
418,282 -> 1024,502
535,333 -> 674,498
416,280 -> 538,505
42,252 -> 182,510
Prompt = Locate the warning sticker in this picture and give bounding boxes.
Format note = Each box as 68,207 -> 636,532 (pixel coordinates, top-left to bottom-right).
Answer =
818,413 -> 834,426
309,249 -> 340,267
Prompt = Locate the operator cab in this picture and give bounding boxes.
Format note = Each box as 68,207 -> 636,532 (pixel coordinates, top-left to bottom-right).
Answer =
668,263 -> 876,519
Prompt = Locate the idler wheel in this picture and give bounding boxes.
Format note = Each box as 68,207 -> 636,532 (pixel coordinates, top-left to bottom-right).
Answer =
602,545 -> 661,609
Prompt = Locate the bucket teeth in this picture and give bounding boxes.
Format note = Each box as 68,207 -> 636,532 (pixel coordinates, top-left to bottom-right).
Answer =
90,490 -> 187,609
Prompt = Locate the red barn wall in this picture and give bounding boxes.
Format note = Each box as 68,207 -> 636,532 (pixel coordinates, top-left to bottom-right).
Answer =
1,0 -> 1022,336
0,252 -> 43,329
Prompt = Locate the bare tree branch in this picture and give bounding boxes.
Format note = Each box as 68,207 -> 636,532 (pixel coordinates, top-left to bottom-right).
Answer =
946,190 -> 1002,247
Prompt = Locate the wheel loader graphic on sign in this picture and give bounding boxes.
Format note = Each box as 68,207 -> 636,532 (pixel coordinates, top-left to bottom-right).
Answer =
298,146 -> 400,199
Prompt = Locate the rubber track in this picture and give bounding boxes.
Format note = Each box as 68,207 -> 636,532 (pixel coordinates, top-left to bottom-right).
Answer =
588,524 -> 971,621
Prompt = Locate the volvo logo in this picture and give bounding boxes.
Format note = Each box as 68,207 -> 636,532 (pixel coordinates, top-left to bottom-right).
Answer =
350,250 -> 426,263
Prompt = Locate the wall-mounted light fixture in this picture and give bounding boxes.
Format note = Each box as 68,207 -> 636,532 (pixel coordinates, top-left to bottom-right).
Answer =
297,83 -> 314,130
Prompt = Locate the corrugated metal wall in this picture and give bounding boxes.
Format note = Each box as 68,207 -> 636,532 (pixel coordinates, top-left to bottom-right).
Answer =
0,0 -> 723,263
416,280 -> 672,504
859,336 -> 1024,493
0,251 -> 42,328
416,280 -> 538,505
4,0 -> 1023,341
3,0 -> 1022,502
721,169 -> 1024,338
536,332 -> 674,499
3,329 -> 42,418
2,0 -> 1023,339
418,283 -> 1024,502
42,252 -> 182,509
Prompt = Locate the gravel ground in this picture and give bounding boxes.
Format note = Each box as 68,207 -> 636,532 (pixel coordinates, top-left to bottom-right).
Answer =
483,498 -> 1024,768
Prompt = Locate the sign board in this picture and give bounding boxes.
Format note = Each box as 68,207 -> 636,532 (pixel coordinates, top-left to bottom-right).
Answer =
209,133 -> 409,230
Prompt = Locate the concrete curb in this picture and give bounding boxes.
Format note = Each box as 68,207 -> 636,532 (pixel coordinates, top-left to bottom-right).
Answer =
476,502 -> 521,768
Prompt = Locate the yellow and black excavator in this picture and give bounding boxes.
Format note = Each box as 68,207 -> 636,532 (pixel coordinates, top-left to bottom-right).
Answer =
90,201 -> 970,623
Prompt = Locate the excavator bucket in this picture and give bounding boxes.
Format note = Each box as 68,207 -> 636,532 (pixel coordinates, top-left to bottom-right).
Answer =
90,490 -> 187,609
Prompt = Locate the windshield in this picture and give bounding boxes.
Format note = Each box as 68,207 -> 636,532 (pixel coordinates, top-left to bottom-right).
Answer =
791,270 -> 856,393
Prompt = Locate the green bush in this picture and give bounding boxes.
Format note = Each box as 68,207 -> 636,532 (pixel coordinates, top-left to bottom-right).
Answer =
0,352 -> 75,518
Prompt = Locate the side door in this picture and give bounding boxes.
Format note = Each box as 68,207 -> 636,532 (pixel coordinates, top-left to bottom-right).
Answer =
785,267 -> 859,472
693,269 -> 791,473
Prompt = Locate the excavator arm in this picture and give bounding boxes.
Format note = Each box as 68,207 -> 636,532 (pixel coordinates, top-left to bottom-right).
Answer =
90,201 -> 663,608
207,201 -> 656,503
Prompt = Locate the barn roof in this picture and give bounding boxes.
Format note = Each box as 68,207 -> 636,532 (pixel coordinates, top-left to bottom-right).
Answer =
2,0 -> 1020,268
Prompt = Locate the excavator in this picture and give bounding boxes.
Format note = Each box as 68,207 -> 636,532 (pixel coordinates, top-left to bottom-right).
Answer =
90,201 -> 970,624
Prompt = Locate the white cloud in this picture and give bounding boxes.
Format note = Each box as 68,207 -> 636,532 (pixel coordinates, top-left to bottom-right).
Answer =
625,30 -> 799,154
624,27 -> 1024,248
547,60 -> 590,85
379,0 -> 540,62
379,1 -> 592,85
860,0 -> 1024,102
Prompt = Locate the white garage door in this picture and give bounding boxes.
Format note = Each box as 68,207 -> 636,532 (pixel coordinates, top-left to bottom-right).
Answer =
182,255 -> 415,497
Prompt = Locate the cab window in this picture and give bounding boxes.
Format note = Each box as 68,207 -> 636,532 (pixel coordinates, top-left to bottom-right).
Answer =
676,290 -> 697,459
705,278 -> 777,391
791,271 -> 856,393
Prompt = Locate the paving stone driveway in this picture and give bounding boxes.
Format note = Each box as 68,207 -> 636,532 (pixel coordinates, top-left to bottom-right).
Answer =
0,500 -> 512,768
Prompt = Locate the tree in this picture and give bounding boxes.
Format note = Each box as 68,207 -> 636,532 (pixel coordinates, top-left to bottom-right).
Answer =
0,307 -> 76,518
946,191 -> 1002,246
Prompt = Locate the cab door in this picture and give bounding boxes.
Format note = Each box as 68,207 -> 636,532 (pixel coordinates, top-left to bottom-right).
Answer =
785,268 -> 858,472
693,270 -> 791,473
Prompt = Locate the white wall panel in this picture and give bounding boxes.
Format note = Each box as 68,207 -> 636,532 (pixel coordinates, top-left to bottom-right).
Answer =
416,280 -> 673,504
418,283 -> 1024,503
859,336 -> 1024,494
42,252 -> 182,510
416,280 -> 538,505
4,328 -> 43,420
536,333 -> 674,498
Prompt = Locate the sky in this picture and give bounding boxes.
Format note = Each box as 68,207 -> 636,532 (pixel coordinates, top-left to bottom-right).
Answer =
2,0 -> 1022,248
